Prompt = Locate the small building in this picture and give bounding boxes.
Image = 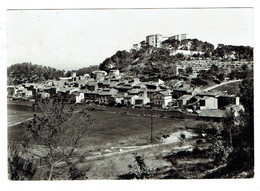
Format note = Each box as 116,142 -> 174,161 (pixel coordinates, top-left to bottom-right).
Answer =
73,92 -> 85,103
135,89 -> 150,106
177,95 -> 194,107
87,82 -> 99,92
172,87 -> 191,99
218,95 -> 237,109
98,88 -> 118,104
135,97 -> 150,106
91,70 -> 107,81
109,70 -> 120,78
14,86 -> 33,99
123,95 -> 138,106
199,96 -> 218,110
152,91 -> 172,108
83,91 -> 100,102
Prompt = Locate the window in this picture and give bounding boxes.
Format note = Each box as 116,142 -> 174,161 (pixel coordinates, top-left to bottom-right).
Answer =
200,100 -> 206,106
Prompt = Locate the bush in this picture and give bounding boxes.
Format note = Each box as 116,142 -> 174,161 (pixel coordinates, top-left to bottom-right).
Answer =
8,143 -> 37,180
119,153 -> 154,179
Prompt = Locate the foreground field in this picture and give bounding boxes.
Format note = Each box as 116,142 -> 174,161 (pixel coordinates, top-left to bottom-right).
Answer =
9,108 -> 204,151
11,102 -> 250,179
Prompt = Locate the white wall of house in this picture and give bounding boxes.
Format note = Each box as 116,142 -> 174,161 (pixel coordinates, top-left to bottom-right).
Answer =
76,93 -> 84,103
200,97 -> 218,110
123,95 -> 138,105
153,93 -> 172,108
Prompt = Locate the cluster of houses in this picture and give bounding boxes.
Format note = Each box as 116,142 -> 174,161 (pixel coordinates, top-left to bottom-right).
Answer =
7,69 -> 242,119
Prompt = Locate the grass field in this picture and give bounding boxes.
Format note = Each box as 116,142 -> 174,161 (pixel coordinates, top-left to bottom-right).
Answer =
9,110 -> 189,147
8,102 -> 216,179
8,102 -> 34,125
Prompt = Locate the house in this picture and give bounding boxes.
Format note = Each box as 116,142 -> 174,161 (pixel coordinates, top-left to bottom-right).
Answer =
123,95 -> 138,106
91,70 -> 107,81
144,82 -> 159,90
70,91 -> 85,103
114,85 -> 132,97
147,90 -> 158,100
112,94 -> 124,104
135,89 -> 150,106
172,87 -> 192,99
87,81 -> 99,92
109,70 -> 120,78
14,87 -> 33,99
199,96 -> 218,110
217,95 -> 237,109
84,91 -> 100,102
127,89 -> 140,96
98,81 -> 111,89
98,88 -> 118,104
152,91 -> 172,108
135,96 -> 150,106
43,87 -> 57,97
177,95 -> 194,107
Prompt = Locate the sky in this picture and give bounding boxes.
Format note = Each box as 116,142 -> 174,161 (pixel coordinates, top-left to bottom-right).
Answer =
7,8 -> 253,71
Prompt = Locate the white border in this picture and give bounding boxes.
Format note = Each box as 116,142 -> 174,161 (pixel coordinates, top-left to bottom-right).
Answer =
0,1 -> 259,191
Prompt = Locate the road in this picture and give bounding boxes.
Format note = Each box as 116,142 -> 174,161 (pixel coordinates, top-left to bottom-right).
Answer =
202,79 -> 242,92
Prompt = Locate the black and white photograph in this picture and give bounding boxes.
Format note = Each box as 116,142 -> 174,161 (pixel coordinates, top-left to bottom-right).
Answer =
4,4 -> 255,183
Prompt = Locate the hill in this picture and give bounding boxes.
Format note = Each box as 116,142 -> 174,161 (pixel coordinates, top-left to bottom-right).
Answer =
99,38 -> 215,81
99,38 -> 253,81
7,62 -> 64,85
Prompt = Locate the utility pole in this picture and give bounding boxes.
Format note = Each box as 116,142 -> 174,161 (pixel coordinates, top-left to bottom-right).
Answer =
151,113 -> 153,143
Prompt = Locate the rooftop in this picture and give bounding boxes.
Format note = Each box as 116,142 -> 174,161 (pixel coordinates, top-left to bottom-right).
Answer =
198,109 -> 227,118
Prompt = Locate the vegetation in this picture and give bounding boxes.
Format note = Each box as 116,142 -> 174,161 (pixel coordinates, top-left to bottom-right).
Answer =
162,38 -> 215,53
213,44 -> 253,60
228,64 -> 253,80
191,64 -> 224,87
7,62 -> 64,85
65,65 -> 99,77
8,99 -> 94,180
119,152 -> 155,179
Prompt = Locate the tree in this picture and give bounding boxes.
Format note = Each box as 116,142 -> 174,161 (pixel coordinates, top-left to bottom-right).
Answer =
217,73 -> 225,82
8,143 -> 37,180
185,67 -> 193,75
119,152 -> 154,179
21,99 -> 93,180
239,77 -> 254,147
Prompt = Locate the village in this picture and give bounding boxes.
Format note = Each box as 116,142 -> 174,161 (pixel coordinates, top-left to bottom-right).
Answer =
7,67 -> 243,121
7,33 -> 250,121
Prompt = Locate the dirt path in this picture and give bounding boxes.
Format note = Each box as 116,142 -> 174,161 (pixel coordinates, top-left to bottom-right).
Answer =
83,130 -> 194,161
202,79 -> 242,92
8,117 -> 34,127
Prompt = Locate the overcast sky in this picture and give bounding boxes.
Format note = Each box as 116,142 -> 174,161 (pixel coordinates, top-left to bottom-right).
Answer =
7,8 -> 253,71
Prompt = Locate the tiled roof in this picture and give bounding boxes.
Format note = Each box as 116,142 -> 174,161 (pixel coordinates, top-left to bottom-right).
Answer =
198,109 -> 227,118
177,95 -> 193,101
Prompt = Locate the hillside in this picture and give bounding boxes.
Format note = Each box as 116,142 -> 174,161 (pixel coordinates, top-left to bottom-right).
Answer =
7,63 -> 65,85
162,38 -> 215,54
99,38 -> 215,81
99,47 -> 180,81
7,38 -> 254,85
99,38 -> 253,81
